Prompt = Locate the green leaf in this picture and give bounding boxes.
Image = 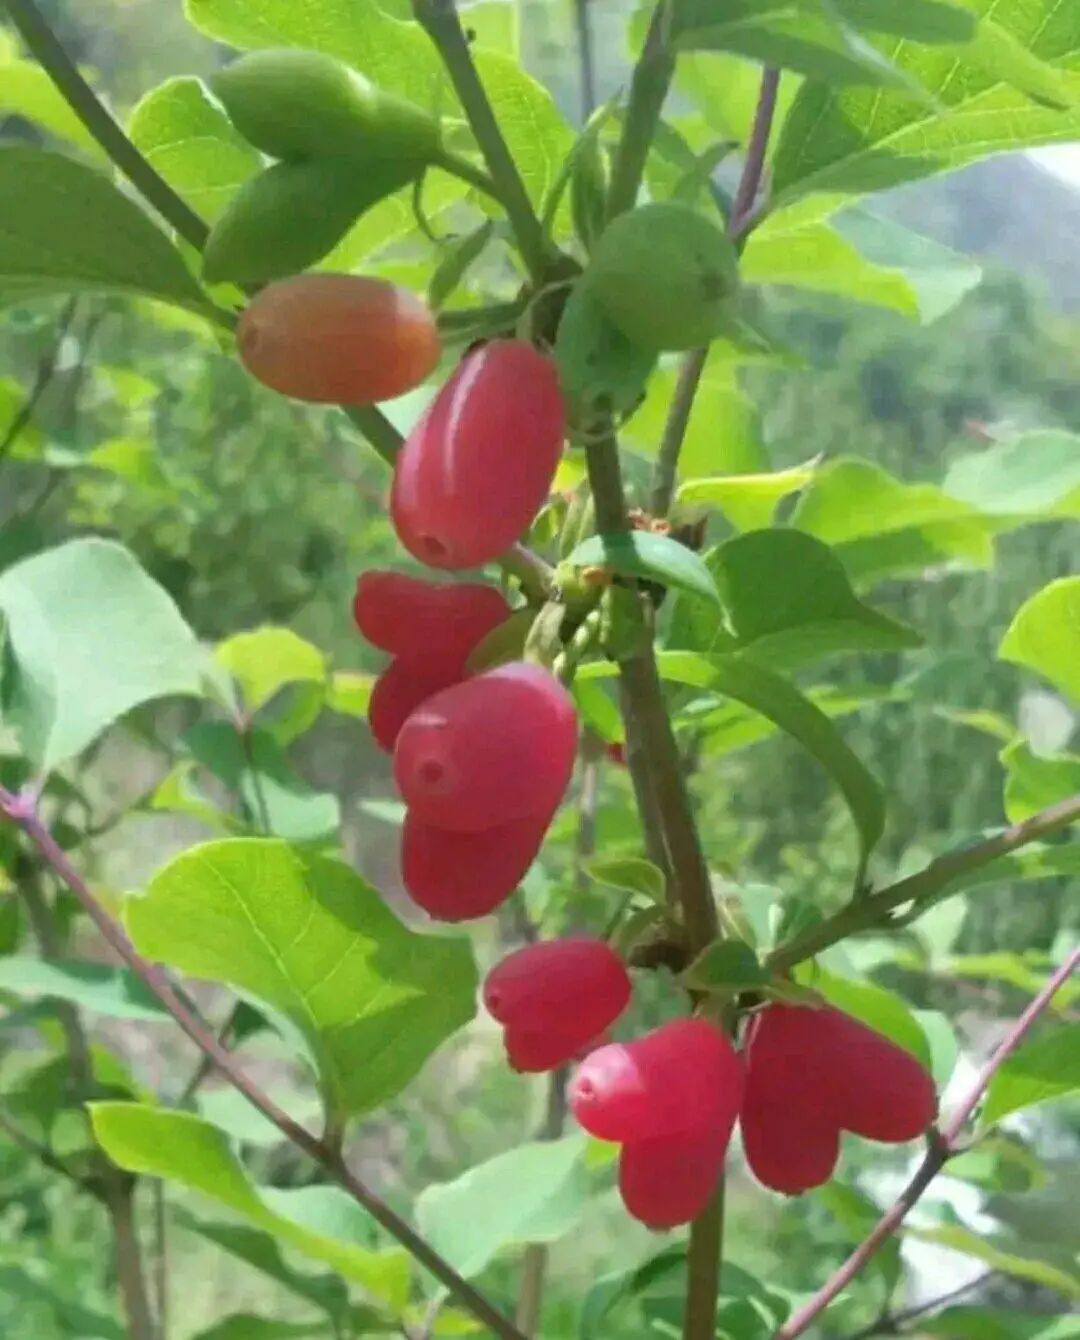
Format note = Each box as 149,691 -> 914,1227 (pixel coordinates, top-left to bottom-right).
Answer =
944,430 -> 1080,521
939,951 -> 1080,1015
90,1105 -> 409,1307
677,459 -> 818,529
427,220 -> 495,310
565,532 -> 722,606
683,939 -> 767,993
0,59 -> 103,156
999,577 -> 1080,705
325,671 -> 375,719
0,956 -> 166,1021
801,965 -> 931,1068
215,627 -> 327,715
585,855 -> 666,904
982,1022 -> 1080,1128
0,146 -> 209,312
792,456 -> 980,544
771,1 -> 1080,207
128,77 -> 262,222
0,1265 -> 124,1340
708,528 -> 922,665
0,539 -> 208,770
554,279 -> 656,421
907,1224 -> 1080,1299
1001,740 -> 1080,824
196,1084 -> 323,1147
653,651 -> 885,875
192,1317 -> 326,1340
126,839 -> 476,1119
415,1136 -> 589,1277
174,1209 -> 352,1324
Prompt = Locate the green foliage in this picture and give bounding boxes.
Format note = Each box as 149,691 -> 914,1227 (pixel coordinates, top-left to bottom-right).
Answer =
999,577 -> 1080,704
982,1022 -> 1080,1127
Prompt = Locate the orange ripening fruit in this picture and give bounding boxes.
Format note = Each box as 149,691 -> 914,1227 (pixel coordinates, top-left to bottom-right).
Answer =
237,274 -> 440,405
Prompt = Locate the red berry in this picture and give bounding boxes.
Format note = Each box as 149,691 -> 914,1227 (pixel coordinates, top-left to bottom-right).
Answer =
483,938 -> 631,1073
390,340 -> 565,569
367,657 -> 459,753
400,809 -> 551,920
569,1018 -> 743,1143
393,662 -> 577,832
619,1125 -> 729,1229
741,1097 -> 839,1196
237,275 -> 440,405
353,572 -> 509,663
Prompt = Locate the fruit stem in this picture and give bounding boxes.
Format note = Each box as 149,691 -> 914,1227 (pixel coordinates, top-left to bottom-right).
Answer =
685,1180 -> 724,1340
432,146 -> 501,201
604,2 -> 676,222
3,0 -> 209,252
413,0 -> 551,284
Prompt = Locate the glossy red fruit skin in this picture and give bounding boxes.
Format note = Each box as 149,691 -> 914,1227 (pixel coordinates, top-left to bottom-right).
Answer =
390,340 -> 565,570
569,1018 -> 744,1143
394,662 -> 577,832
484,938 -> 632,1073
353,572 -> 509,663
619,1125 -> 730,1229
740,1096 -> 840,1196
238,275 -> 440,405
400,809 -> 551,921
367,657 -> 459,753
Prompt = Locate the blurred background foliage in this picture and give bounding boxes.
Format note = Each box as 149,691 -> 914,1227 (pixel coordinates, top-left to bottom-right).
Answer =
1,1 -> 1078,1338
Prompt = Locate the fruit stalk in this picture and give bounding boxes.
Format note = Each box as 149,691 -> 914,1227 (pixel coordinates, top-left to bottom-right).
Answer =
774,944 -> 1080,1340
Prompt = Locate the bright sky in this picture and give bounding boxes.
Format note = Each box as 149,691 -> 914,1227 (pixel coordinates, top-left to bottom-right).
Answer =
1029,144 -> 1080,188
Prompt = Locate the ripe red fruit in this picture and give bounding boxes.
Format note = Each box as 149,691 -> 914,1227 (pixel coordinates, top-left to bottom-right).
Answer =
400,809 -> 551,921
393,662 -> 577,831
569,1018 -> 743,1143
740,1003 -> 937,1195
390,340 -> 565,569
483,938 -> 631,1073
367,657 -> 459,753
619,1125 -> 729,1229
353,572 -> 509,663
237,275 -> 440,404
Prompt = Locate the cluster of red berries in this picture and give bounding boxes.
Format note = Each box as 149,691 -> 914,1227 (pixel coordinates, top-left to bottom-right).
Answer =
483,938 -> 936,1229
353,337 -> 577,920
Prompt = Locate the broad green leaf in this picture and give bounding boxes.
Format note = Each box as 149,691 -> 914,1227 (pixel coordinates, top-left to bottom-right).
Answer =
126,839 -> 476,1119
129,77 -> 262,222
800,965 -> 932,1067
692,683 -> 899,757
183,0 -> 572,209
982,1022 -> 1080,1127
183,722 -> 340,842
914,1008 -> 959,1086
90,1105 -> 409,1307
174,1210 -> 352,1324
999,577 -> 1080,705
325,671 -> 375,719
0,538 -> 208,770
683,939 -> 767,992
0,60 -> 102,156
415,1136 -> 589,1277
216,627 -> 327,715
653,651 -> 885,875
921,1307 -> 1075,1340
0,956 -> 165,1021
1001,739 -> 1080,824
907,1224 -> 1080,1299
0,146 -> 209,312
944,430 -> 1080,519
677,459 -> 817,530
585,856 -> 666,904
771,1 -> 1080,207
565,532 -> 722,606
192,1317 -> 326,1340
708,528 -> 922,664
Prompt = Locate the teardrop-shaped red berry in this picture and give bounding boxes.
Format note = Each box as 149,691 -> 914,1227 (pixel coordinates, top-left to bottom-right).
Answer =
367,657 -> 459,753
619,1125 -> 730,1229
394,661 -> 577,832
390,340 -> 565,570
353,572 -> 509,664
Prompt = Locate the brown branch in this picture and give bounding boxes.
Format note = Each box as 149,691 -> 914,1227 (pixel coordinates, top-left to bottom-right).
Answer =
0,787 -> 527,1340
774,946 -> 1080,1339
101,1175 -> 158,1340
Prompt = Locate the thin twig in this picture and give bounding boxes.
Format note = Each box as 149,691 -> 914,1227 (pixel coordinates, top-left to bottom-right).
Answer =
412,0 -> 549,282
573,0 -> 597,121
0,296 -> 78,466
0,787 -> 528,1340
768,792 -> 1080,975
152,1178 -> 169,1340
605,3 -> 675,222
729,68 -> 781,240
774,947 -> 1080,1340
2,0 -> 208,250
101,1175 -> 158,1340
843,1270 -> 996,1340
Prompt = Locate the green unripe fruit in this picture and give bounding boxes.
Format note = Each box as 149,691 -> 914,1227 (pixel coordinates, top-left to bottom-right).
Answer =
203,158 -> 414,285
589,202 -> 739,352
211,48 -> 440,167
